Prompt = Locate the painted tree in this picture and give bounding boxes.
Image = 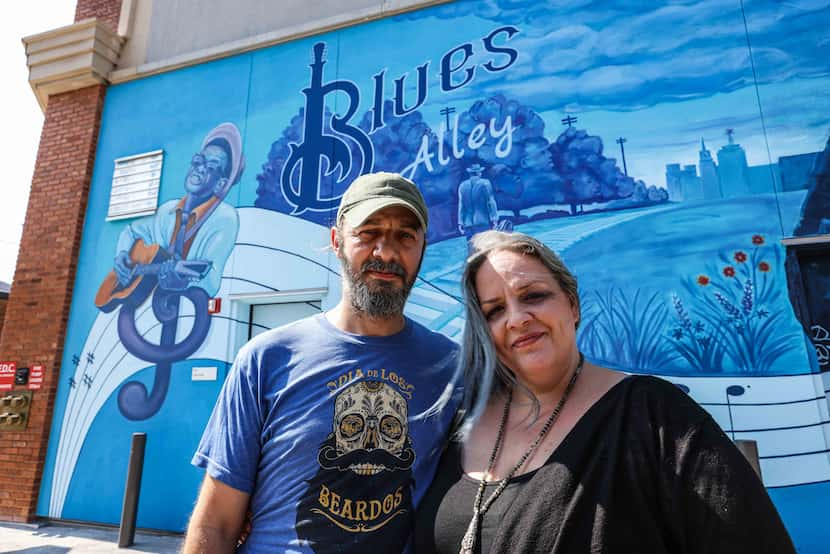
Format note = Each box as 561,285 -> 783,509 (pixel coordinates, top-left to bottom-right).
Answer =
549,126 -> 638,215
452,94 -> 560,218
358,100 -> 465,241
255,95 -> 666,239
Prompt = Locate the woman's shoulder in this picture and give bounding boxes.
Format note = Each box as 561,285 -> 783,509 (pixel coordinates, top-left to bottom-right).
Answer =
613,374 -> 712,429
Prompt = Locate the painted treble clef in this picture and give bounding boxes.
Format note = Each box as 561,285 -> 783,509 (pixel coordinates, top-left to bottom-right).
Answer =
281,42 -> 374,214
116,285 -> 211,420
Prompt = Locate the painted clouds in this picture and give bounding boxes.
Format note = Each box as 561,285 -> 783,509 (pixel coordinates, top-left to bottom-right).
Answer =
416,0 -> 830,112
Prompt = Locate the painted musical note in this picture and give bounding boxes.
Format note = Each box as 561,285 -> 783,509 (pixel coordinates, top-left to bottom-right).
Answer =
673,382 -> 690,394
725,384 -> 746,440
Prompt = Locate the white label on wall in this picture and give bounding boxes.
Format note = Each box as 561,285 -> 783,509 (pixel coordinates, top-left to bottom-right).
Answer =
107,150 -> 164,221
191,366 -> 217,381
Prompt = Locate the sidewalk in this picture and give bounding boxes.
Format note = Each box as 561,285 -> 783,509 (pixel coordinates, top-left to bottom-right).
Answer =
0,522 -> 183,553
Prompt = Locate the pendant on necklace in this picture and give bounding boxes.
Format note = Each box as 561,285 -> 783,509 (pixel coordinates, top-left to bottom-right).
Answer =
459,513 -> 479,554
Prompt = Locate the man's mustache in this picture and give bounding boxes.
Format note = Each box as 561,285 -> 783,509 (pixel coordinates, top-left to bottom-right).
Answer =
362,260 -> 406,278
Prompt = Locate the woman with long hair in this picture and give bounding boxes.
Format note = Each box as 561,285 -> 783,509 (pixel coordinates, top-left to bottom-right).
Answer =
415,231 -> 794,553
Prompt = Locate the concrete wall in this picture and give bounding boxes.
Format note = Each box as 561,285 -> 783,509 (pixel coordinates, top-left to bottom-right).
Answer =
117,0 -> 450,75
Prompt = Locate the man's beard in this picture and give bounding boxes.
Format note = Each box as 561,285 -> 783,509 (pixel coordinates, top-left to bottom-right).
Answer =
340,256 -> 417,318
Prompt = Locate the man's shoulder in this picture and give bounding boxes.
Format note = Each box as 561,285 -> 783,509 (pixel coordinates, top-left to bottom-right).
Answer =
406,318 -> 459,356
238,314 -> 322,359
156,198 -> 180,213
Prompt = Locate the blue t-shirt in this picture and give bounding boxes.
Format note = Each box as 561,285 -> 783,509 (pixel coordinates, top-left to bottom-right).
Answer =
193,313 -> 458,553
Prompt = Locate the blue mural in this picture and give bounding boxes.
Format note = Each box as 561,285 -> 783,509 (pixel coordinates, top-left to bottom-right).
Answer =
96,123 -> 242,420
34,0 -> 830,549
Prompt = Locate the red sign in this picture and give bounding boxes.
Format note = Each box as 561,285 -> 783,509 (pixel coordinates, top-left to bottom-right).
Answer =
208,297 -> 222,314
0,361 -> 16,391
28,364 -> 44,391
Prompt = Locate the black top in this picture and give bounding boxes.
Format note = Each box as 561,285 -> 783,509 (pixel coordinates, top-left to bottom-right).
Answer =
414,376 -> 796,553
414,447 -> 537,554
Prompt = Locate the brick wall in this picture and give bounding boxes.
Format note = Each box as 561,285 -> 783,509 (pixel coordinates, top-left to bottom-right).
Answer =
0,84 -> 107,522
75,0 -> 122,31
0,294 -> 7,341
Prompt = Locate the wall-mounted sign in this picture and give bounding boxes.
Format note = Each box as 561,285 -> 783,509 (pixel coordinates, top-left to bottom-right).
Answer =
28,364 -> 44,391
191,366 -> 217,381
0,361 -> 16,391
107,150 -> 164,221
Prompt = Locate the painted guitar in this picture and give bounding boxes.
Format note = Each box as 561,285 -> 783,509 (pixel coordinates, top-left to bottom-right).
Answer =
95,239 -> 211,313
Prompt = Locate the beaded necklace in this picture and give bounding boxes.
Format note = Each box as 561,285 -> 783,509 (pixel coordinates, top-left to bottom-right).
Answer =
459,352 -> 584,554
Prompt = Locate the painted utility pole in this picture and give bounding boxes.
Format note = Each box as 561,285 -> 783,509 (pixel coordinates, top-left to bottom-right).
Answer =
440,106 -> 456,130
616,137 -> 628,176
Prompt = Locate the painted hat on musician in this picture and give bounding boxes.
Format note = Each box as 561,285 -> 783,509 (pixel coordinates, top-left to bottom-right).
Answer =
337,172 -> 429,231
202,122 -> 245,187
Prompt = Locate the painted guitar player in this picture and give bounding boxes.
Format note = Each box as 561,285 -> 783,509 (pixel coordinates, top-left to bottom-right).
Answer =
95,123 -> 242,420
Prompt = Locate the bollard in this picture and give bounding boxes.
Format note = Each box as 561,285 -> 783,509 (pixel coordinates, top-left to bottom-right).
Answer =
734,439 -> 762,480
118,433 -> 147,548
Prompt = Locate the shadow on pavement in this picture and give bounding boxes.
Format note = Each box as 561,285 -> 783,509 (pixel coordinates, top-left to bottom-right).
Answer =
5,546 -> 72,554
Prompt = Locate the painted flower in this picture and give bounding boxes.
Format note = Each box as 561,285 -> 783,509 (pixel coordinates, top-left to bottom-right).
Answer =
723,266 -> 736,277
759,261 -> 770,272
697,275 -> 710,286
734,251 -> 747,263
752,234 -> 765,245
671,328 -> 684,340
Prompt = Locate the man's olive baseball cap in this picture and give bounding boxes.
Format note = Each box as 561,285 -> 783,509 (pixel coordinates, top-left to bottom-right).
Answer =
337,172 -> 429,231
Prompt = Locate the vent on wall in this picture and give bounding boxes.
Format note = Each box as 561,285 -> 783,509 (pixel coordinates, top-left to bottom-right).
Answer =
107,150 -> 164,221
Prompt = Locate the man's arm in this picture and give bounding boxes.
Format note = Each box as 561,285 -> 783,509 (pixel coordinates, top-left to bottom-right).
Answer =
183,475 -> 250,554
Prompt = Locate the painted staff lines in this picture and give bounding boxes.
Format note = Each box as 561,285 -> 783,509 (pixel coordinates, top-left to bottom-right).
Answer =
668,373 -> 830,487
48,220 -> 331,516
51,305 -> 165,516
50,307 -> 143,515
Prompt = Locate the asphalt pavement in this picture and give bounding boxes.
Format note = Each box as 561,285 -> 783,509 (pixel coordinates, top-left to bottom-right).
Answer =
0,521 -> 183,553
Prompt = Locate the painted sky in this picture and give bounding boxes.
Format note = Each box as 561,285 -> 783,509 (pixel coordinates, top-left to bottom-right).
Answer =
400,0 -> 830,191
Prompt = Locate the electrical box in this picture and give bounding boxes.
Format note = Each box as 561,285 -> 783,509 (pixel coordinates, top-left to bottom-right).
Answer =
0,391 -> 33,431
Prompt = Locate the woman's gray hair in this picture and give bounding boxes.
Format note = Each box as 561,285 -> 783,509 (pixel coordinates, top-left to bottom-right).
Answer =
443,230 -> 580,438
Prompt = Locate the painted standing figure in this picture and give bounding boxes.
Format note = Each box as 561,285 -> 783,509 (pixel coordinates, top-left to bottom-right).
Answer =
457,164 -> 498,244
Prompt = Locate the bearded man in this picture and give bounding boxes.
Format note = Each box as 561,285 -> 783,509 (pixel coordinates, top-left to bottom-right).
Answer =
184,173 -> 458,553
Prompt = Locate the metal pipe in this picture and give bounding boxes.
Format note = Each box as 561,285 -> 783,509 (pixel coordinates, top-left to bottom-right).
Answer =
118,433 -> 147,548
